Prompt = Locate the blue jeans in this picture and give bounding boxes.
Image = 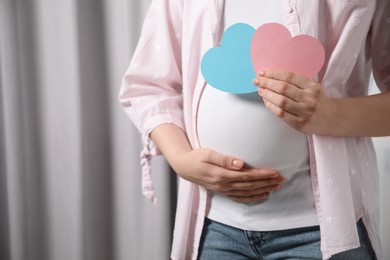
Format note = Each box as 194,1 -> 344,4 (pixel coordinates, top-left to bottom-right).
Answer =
198,218 -> 375,260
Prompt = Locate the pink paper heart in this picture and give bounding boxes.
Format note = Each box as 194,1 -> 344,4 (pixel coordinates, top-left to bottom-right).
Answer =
251,23 -> 325,78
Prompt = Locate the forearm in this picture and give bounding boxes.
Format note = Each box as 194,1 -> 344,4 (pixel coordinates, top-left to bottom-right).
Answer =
254,70 -> 390,138
150,124 -> 193,167
329,91 -> 390,137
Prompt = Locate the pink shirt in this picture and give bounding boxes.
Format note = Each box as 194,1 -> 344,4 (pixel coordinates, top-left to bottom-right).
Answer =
119,0 -> 390,259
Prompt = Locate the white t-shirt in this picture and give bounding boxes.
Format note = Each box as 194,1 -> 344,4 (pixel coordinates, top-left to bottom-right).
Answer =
197,0 -> 319,231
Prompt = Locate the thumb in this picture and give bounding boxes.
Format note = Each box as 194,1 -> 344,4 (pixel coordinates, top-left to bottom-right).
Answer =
207,149 -> 244,170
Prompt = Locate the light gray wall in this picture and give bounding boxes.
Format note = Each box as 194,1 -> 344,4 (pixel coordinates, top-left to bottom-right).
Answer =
373,137 -> 390,259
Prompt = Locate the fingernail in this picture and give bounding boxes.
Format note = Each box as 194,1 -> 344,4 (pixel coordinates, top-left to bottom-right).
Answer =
258,71 -> 265,76
232,159 -> 242,167
253,79 -> 259,85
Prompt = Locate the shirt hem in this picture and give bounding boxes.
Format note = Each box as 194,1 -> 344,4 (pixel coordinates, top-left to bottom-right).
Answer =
207,211 -> 319,231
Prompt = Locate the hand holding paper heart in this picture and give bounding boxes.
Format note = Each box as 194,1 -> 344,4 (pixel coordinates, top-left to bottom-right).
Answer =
253,70 -> 337,135
251,25 -> 334,135
201,23 -> 325,94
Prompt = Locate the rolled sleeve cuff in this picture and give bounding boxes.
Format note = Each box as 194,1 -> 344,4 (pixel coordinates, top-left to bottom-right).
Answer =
140,113 -> 185,205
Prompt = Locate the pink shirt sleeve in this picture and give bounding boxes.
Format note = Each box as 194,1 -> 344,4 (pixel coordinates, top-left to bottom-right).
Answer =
118,0 -> 185,204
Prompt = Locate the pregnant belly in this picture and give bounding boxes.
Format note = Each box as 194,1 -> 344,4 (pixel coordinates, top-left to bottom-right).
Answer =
197,86 -> 310,179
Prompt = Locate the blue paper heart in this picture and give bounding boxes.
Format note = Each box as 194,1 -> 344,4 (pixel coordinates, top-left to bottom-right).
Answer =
201,23 -> 257,94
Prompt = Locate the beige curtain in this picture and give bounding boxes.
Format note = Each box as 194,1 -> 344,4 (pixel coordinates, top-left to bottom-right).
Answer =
0,0 -> 176,259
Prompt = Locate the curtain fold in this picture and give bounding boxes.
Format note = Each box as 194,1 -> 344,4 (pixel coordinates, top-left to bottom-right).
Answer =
2,1 -> 387,260
0,0 -> 175,259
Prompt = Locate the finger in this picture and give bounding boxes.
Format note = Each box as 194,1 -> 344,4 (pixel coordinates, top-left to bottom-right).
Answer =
260,87 -> 303,115
224,183 -> 282,197
224,167 -> 280,182
206,169 -> 283,194
260,86 -> 306,119
260,88 -> 316,119
227,177 -> 285,191
202,149 -> 244,170
263,97 -> 293,119
254,77 -> 304,102
263,99 -> 308,130
258,70 -> 314,89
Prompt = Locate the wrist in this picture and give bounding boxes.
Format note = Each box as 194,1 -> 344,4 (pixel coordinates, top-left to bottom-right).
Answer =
323,97 -> 343,136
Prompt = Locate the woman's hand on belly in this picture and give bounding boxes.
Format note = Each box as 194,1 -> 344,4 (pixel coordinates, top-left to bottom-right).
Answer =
151,123 -> 284,203
172,148 -> 285,203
